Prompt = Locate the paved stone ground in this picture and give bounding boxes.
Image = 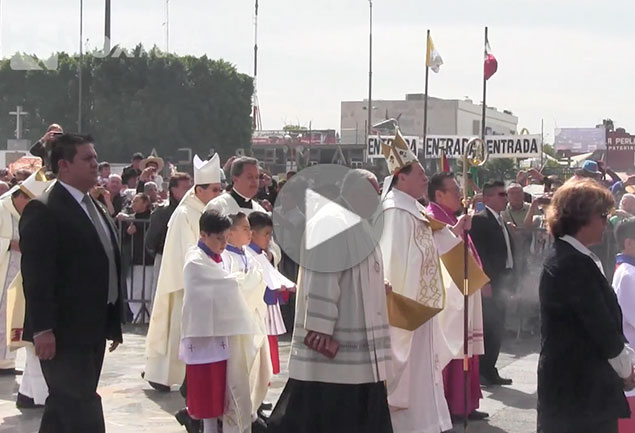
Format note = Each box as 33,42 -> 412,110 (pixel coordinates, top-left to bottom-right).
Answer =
0,326 -> 539,433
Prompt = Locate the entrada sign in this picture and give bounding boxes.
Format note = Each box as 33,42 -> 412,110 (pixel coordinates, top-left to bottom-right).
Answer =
367,134 -> 542,159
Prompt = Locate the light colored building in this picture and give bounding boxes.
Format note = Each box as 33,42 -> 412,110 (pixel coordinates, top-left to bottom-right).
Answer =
340,93 -> 518,144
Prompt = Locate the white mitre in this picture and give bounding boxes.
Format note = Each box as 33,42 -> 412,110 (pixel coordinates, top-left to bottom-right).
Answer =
381,128 -> 418,175
380,128 -> 419,200
3,168 -> 54,199
193,153 -> 221,185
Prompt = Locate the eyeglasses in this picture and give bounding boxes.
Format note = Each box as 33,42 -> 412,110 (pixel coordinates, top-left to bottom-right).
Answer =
497,192 -> 508,197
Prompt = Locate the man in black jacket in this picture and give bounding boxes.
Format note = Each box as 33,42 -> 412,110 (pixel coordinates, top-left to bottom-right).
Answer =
20,133 -> 123,433
145,172 -> 192,309
470,180 -> 515,386
145,172 -> 192,259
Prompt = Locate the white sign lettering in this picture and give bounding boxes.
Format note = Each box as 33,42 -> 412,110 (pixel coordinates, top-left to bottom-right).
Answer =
423,134 -> 543,159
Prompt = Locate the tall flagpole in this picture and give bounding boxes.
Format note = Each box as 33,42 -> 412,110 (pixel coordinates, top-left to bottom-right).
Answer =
480,26 -> 488,141
423,29 -> 430,160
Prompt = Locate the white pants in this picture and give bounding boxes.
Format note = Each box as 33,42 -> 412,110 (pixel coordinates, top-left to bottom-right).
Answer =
127,265 -> 155,323
203,418 -> 220,433
19,345 -> 49,404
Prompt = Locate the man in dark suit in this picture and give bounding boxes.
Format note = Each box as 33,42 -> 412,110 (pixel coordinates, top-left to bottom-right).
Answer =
20,134 -> 123,433
470,180 -> 515,386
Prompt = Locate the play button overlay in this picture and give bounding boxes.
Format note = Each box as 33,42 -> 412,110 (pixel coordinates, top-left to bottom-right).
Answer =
304,189 -> 362,249
272,164 -> 384,273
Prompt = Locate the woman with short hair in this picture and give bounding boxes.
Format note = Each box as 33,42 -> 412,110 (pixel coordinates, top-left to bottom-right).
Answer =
538,178 -> 634,433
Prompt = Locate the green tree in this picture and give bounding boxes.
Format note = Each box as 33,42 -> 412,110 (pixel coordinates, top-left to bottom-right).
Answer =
0,45 -> 254,163
480,158 -> 516,182
543,143 -> 556,157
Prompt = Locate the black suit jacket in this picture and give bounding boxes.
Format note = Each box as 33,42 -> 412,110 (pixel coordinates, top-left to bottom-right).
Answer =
470,208 -> 514,288
145,199 -> 178,256
20,182 -> 123,347
537,239 -> 629,431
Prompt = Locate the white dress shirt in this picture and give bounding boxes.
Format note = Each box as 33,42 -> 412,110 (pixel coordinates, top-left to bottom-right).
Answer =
58,181 -> 111,236
560,235 -> 634,379
486,205 -> 514,269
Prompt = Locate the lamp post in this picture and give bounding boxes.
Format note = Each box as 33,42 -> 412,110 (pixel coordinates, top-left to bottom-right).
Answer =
78,0 -> 83,133
0,0 -> 3,59
367,0 -> 373,141
104,0 -> 111,53
165,0 -> 170,53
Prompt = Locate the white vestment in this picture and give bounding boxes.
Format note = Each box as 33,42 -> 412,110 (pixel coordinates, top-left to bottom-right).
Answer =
613,261 -> 635,397
427,203 -> 485,358
205,192 -> 282,264
380,188 -> 462,433
182,246 -> 264,433
430,225 -> 484,360
2,232 -> 50,404
0,195 -> 19,369
248,246 -> 294,335
206,192 -> 277,414
224,247 -> 272,422
145,188 -> 205,386
205,192 -> 267,217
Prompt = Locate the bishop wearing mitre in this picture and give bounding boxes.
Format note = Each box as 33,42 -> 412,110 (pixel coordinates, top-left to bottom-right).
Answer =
144,154 -> 224,390
379,130 -> 488,433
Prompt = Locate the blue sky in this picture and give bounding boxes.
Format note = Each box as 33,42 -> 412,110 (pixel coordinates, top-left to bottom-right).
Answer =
1,0 -> 633,142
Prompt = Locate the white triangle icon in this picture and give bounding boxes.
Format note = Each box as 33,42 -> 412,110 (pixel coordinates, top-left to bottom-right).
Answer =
304,189 -> 362,250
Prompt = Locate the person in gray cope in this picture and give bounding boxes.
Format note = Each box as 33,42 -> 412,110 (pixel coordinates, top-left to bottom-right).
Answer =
268,169 -> 393,433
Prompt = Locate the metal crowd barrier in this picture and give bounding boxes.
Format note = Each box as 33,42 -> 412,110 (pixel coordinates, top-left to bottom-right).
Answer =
116,217 -> 155,325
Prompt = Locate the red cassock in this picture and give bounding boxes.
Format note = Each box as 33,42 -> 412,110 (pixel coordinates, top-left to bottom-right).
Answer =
268,335 -> 280,375
187,361 -> 227,419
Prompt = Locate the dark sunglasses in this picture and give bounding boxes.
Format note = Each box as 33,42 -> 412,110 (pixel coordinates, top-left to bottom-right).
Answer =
497,192 -> 508,197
